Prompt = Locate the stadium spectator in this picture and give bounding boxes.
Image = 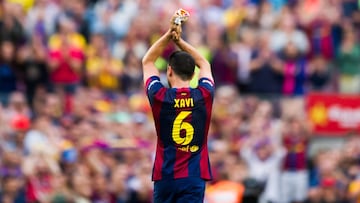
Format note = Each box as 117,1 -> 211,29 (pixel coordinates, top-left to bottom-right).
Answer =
23,115 -> 61,157
300,4 -> 339,60
48,173 -> 73,203
112,16 -> 148,62
269,11 -> 309,54
307,54 -> 332,92
0,175 -> 26,203
211,32 -> 238,86
240,136 -> 285,203
22,152 -> 60,202
92,0 -> 138,44
281,116 -> 311,203
0,41 -> 18,105
25,0 -> 60,41
0,1 -> 26,46
3,92 -> 31,122
248,33 -> 283,95
70,166 -> 92,203
280,41 -> 308,96
231,27 -> 256,93
120,50 -> 143,94
336,26 -> 360,94
60,0 -> 93,43
17,35 -> 49,107
258,1 -> 279,30
47,16 -> 85,92
86,39 -> 123,92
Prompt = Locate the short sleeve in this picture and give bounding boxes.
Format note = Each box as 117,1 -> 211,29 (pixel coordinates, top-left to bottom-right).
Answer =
198,77 -> 215,95
145,76 -> 164,102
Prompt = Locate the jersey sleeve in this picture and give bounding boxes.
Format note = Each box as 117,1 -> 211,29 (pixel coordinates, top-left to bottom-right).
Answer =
198,77 -> 215,97
145,76 -> 164,104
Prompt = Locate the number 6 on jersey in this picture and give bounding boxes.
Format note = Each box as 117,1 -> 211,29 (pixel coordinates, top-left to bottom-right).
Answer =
172,111 -> 194,145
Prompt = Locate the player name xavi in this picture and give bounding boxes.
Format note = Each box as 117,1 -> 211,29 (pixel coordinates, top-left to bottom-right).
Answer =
174,98 -> 194,108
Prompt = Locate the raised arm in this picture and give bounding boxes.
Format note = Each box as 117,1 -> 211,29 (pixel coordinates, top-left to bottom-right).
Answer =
142,29 -> 172,85
174,38 -> 214,82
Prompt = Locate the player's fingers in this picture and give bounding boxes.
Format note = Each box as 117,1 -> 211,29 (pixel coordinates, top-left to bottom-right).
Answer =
170,23 -> 177,31
172,25 -> 181,34
171,31 -> 179,41
170,25 -> 181,40
171,31 -> 176,40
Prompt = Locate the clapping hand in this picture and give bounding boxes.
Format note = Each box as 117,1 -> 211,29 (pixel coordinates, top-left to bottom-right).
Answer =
170,9 -> 190,41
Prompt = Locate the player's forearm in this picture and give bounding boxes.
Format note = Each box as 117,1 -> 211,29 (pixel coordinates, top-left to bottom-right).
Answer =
142,30 -> 172,66
175,38 -> 210,69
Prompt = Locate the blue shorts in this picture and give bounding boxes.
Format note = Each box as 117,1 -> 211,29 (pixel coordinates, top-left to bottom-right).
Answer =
153,177 -> 206,203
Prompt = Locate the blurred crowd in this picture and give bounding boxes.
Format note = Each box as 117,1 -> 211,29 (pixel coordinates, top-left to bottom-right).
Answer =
0,0 -> 360,202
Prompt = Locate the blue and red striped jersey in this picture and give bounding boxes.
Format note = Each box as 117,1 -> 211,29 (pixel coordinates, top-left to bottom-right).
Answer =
282,135 -> 308,170
145,76 -> 214,181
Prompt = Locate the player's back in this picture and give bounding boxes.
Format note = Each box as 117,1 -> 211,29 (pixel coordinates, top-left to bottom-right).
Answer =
146,76 -> 214,181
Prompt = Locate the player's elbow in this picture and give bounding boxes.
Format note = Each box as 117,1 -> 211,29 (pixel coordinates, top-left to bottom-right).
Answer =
198,60 -> 211,70
142,55 -> 157,67
142,57 -> 150,66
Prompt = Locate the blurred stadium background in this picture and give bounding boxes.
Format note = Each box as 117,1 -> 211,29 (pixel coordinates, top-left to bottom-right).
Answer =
0,0 -> 360,202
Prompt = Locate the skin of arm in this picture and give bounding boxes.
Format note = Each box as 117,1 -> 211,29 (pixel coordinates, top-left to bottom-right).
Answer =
142,29 -> 172,85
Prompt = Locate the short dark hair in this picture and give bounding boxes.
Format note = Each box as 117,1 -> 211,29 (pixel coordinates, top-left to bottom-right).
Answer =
168,51 -> 195,81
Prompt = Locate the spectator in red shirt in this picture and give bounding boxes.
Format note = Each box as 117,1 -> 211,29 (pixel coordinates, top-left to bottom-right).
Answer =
47,16 -> 85,89
48,37 -> 83,92
47,17 -> 85,113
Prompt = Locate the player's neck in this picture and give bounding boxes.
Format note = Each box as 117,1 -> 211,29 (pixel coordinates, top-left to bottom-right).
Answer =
170,78 -> 190,88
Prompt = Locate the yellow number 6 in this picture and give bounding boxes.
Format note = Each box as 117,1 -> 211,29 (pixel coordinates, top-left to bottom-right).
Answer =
172,111 -> 194,145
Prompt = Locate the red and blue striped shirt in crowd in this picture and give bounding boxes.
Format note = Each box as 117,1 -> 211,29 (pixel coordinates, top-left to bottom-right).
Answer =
145,76 -> 214,181
282,135 -> 308,171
